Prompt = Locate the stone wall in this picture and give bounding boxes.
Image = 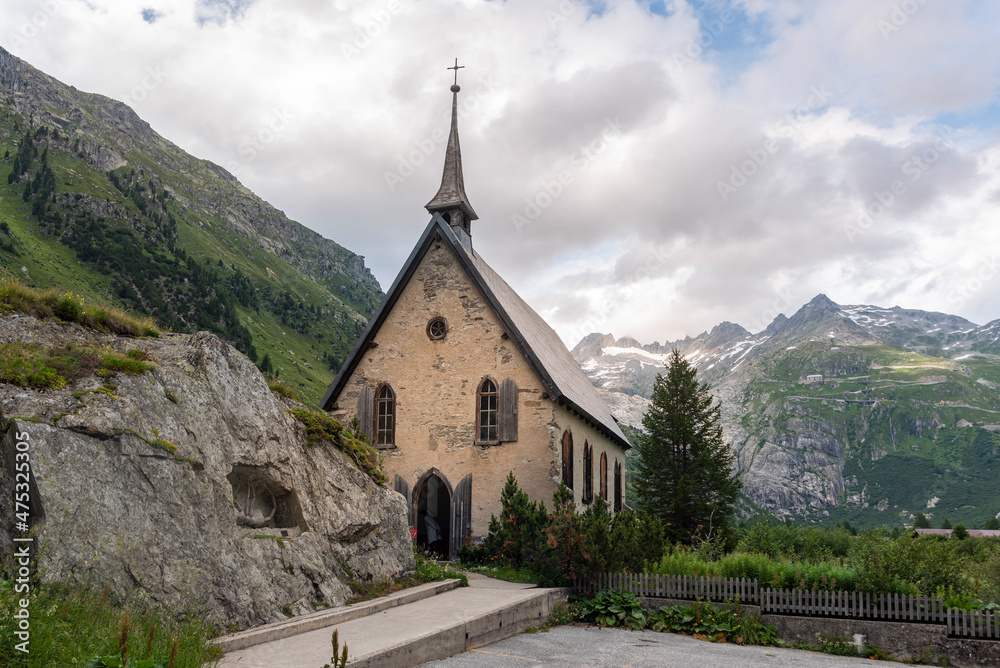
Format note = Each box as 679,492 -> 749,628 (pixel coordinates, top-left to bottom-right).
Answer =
763,615 -> 1000,667
329,240 -> 626,536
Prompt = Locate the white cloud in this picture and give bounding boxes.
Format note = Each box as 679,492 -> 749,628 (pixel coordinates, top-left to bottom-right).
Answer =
1,0 -> 998,346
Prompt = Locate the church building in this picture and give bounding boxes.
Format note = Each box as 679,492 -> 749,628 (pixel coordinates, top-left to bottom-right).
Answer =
321,73 -> 630,558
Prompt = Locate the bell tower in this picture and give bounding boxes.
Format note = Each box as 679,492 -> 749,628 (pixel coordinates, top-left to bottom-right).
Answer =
425,59 -> 478,248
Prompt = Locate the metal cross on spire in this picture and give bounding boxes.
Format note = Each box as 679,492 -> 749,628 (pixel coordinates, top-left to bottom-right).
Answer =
447,58 -> 465,88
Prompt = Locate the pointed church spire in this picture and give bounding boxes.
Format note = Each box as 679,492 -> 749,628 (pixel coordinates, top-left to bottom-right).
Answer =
426,59 -> 478,234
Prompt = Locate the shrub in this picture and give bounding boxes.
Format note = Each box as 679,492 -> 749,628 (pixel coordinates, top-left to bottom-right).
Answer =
576,590 -> 646,629
648,598 -> 778,645
478,472 -> 550,569
54,293 -> 83,321
289,408 -> 385,486
848,531 -> 968,595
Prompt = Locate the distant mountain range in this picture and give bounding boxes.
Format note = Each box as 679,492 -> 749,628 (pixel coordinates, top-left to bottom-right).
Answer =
0,46 -> 381,402
573,294 -> 1000,529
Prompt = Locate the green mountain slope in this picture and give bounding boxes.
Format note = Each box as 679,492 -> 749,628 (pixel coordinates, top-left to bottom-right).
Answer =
575,296 -> 1000,530
0,46 -> 381,404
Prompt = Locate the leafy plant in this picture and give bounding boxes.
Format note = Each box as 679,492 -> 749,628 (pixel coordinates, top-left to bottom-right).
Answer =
576,590 -> 646,629
648,598 -> 778,645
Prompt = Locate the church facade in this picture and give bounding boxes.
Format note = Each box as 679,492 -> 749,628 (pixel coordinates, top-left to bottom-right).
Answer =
321,78 -> 629,558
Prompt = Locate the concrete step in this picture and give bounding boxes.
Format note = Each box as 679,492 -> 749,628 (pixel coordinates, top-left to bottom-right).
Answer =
218,575 -> 568,668
214,579 -> 463,653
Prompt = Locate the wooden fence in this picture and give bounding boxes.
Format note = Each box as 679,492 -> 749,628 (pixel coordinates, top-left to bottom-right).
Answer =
573,573 -> 758,604
761,588 -> 946,623
571,573 -> 1000,638
948,608 -> 1000,640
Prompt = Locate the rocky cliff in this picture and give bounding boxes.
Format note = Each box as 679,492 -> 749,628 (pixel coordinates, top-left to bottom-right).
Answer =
0,313 -> 413,630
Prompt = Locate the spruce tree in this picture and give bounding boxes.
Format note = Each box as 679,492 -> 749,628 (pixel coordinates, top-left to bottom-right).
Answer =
633,349 -> 741,543
913,513 -> 931,528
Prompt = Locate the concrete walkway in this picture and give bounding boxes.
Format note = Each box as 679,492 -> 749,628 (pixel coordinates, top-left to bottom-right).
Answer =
425,625 -> 892,667
218,573 -> 566,668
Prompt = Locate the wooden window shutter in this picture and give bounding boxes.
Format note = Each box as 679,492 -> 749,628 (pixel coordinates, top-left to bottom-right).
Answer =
449,474 -> 473,559
498,377 -> 518,442
561,431 -> 573,490
394,474 -> 413,528
357,386 -> 374,443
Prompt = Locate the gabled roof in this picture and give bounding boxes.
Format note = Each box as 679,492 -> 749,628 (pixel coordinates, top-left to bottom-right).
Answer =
321,215 -> 630,450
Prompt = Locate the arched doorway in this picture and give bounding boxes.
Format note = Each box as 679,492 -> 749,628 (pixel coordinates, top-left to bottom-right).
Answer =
414,469 -> 452,557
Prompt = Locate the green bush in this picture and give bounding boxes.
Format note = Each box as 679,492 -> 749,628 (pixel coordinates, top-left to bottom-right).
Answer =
576,590 -> 646,629
848,532 -> 968,595
54,293 -> 83,321
648,598 -> 778,645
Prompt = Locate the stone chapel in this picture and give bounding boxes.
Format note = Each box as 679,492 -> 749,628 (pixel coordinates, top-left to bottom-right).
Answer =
321,75 -> 630,558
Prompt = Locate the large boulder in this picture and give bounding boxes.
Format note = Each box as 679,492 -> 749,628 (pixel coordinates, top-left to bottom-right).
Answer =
0,313 -> 413,630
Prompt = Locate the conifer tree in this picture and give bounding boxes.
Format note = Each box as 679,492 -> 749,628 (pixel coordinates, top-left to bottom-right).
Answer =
633,349 -> 741,543
913,513 -> 931,528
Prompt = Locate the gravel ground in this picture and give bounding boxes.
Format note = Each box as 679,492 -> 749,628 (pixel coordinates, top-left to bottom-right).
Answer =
422,625 -> 891,667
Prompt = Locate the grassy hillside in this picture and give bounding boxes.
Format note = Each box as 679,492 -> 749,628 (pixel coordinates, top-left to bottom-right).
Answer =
0,69 -> 379,405
743,341 -> 1000,529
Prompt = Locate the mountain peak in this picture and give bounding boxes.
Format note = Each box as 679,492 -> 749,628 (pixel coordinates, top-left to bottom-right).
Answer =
806,293 -> 840,310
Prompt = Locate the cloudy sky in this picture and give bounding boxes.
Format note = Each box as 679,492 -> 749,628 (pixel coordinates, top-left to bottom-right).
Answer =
3,0 -> 999,346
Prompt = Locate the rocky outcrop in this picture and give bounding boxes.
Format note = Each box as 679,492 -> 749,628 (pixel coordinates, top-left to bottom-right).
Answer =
0,314 -> 413,630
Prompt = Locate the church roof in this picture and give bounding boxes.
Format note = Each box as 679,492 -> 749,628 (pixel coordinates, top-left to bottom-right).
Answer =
320,215 -> 631,451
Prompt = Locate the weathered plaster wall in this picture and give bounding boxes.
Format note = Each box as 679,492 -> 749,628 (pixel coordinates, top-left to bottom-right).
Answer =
551,403 -> 627,510
329,239 -> 626,535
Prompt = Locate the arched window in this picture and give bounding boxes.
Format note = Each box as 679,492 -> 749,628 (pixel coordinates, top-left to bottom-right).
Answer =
375,384 -> 395,446
600,452 -> 608,502
614,459 -> 623,512
561,431 -> 573,490
477,378 -> 498,443
583,441 -> 593,503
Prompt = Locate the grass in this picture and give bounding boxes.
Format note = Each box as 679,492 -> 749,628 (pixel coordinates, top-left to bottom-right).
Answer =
651,547 -> 859,592
267,378 -> 301,402
288,408 -> 385,485
0,278 -> 160,337
0,579 -> 222,668
460,563 -> 540,584
344,548 -> 468,605
0,341 -> 156,391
